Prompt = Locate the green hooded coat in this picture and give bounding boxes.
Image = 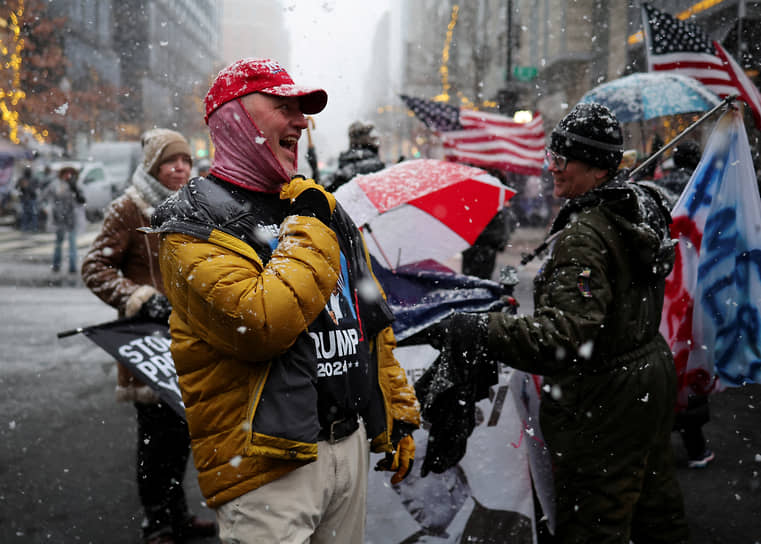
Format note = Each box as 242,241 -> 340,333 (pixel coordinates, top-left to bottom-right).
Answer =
486,176 -> 689,543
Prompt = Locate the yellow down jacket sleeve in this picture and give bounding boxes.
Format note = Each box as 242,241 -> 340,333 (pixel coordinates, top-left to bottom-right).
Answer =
160,215 -> 340,363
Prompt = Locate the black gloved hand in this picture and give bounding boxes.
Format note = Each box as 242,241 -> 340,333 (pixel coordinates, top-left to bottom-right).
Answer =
279,176 -> 336,225
449,312 -> 498,406
290,188 -> 332,224
138,293 -> 172,323
449,311 -> 489,356
420,384 -> 475,477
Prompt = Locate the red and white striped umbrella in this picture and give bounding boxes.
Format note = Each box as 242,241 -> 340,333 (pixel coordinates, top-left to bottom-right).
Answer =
334,159 -> 515,268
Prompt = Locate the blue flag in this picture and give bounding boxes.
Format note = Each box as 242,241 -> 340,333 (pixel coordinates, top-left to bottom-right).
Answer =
660,110 -> 761,406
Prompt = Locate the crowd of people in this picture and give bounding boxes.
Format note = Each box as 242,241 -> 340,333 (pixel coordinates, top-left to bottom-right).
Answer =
6,55 -> 729,543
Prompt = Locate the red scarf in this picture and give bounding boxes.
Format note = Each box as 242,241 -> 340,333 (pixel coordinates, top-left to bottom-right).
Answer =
207,99 -> 293,193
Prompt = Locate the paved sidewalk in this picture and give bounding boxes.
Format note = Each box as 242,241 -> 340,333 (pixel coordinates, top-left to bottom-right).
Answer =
0,222 -> 101,287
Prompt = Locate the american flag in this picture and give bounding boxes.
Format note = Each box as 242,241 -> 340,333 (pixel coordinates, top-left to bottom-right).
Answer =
641,3 -> 761,128
400,95 -> 546,175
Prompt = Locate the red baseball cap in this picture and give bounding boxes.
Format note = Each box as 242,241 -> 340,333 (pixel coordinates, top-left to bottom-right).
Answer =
204,58 -> 328,123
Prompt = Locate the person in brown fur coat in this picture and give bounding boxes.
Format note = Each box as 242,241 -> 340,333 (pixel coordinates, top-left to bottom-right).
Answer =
81,128 -> 216,544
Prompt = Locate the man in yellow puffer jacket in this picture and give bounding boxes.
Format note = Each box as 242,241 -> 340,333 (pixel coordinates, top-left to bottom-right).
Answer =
151,58 -> 420,544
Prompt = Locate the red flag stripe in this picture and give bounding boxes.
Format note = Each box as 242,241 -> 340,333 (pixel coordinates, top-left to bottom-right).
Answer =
444,154 -> 543,175
444,149 -> 544,167
442,141 -> 545,161
442,131 -> 545,152
442,141 -> 545,160
460,109 -> 544,127
714,42 -> 761,127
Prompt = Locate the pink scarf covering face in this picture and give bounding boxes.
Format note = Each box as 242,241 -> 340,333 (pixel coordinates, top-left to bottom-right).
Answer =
207,99 -> 293,193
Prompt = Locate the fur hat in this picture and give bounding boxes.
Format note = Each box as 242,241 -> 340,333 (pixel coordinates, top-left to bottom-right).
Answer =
141,129 -> 192,177
56,162 -> 80,178
672,140 -> 701,171
204,58 -> 328,123
550,103 -> 624,174
349,121 -> 380,149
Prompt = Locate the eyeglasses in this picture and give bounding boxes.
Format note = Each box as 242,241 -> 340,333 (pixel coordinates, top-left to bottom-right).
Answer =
546,149 -> 568,172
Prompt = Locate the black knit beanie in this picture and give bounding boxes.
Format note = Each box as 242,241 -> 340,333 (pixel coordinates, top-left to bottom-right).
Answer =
549,102 -> 624,174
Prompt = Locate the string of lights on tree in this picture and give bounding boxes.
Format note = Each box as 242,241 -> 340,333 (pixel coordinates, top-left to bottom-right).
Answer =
0,0 -> 47,144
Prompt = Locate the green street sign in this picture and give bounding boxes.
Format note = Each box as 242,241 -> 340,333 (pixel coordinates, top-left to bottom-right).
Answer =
513,66 -> 538,81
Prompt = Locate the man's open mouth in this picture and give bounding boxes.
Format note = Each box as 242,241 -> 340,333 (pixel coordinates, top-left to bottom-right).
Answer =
280,136 -> 298,153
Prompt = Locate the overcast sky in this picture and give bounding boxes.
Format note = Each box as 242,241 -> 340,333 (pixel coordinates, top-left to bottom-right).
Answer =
279,0 -> 401,170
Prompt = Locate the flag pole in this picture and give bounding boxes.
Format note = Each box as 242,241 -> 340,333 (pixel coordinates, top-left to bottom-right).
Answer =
57,327 -> 85,339
630,94 -> 738,180
57,316 -> 141,339
362,223 -> 396,273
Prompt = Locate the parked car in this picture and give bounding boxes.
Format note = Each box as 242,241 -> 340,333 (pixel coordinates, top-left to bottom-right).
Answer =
47,160 -> 119,222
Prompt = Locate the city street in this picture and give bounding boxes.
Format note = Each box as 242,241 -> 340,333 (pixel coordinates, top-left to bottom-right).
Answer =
3,0 -> 761,542
0,223 -> 217,543
0,224 -> 759,543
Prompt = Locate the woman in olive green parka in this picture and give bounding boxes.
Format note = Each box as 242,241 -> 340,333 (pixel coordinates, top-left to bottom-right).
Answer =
452,104 -> 689,544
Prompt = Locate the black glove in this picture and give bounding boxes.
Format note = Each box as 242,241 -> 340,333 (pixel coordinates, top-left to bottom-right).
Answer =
437,313 -> 491,375
279,176 -> 336,225
290,188 -> 332,224
138,293 -> 172,323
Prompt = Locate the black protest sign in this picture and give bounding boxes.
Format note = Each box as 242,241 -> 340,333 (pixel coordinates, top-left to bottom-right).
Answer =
79,318 -> 185,419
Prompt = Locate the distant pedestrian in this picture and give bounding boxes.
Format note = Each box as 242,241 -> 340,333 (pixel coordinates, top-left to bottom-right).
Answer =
661,139 -> 702,199
195,157 -> 211,178
16,164 -> 40,232
81,128 -> 216,544
322,120 -> 385,190
674,394 -> 715,468
40,164 -> 85,273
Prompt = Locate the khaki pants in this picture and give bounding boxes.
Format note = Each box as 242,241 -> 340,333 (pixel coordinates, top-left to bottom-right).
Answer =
216,421 -> 369,543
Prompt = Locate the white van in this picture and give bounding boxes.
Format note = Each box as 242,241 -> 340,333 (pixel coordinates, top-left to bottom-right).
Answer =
82,141 -> 141,195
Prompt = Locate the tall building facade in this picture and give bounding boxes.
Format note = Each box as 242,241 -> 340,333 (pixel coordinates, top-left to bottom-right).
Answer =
112,0 -> 221,144
514,0 -> 630,127
401,0 -> 515,109
398,0 -> 758,147
221,0 -> 289,65
397,0 -> 518,159
47,0 -> 222,155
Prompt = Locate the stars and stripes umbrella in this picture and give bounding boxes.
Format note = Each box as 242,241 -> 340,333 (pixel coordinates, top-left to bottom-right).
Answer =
334,159 -> 515,269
